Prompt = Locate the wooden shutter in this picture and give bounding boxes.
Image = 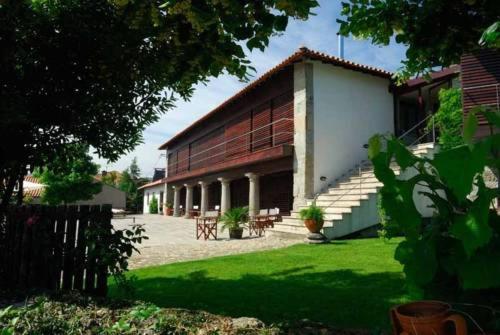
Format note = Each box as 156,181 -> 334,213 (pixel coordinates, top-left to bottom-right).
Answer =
252,102 -> 272,151
225,111 -> 251,159
177,146 -> 190,173
167,152 -> 177,176
461,50 -> 500,126
272,91 -> 294,145
190,127 -> 224,171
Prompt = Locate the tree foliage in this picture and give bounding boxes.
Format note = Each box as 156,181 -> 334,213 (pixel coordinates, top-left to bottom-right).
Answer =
149,195 -> 158,214
369,108 -> 500,298
0,0 -> 318,209
33,145 -> 102,205
427,88 -> 464,150
337,0 -> 500,80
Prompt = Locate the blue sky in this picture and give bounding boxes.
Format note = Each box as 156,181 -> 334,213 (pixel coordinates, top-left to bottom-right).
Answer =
95,0 -> 407,177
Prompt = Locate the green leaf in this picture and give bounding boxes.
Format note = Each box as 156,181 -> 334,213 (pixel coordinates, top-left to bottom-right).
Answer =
433,144 -> 487,200
450,213 -> 492,257
388,139 -> 417,170
368,134 -> 381,160
463,112 -> 478,146
395,239 -> 437,286
482,109 -> 500,128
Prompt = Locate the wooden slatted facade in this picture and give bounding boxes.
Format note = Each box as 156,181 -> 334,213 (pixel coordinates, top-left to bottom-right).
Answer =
461,50 -> 500,137
165,67 -> 294,181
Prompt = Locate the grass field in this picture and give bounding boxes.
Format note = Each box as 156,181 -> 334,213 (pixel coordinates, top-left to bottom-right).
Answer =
109,238 -> 409,330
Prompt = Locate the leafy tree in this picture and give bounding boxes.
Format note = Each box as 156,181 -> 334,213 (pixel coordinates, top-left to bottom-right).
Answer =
101,171 -> 121,187
149,195 -> 159,214
427,88 -> 464,150
0,0 -> 318,211
369,108 -> 500,298
338,1 -> 500,80
119,169 -> 139,211
129,158 -> 141,181
33,145 -> 102,205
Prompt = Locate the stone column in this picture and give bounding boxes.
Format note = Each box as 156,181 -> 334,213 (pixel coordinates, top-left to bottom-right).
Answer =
217,177 -> 231,215
199,181 -> 209,216
162,182 -> 168,215
184,184 -> 194,218
293,61 -> 315,211
173,185 -> 181,217
245,173 -> 260,216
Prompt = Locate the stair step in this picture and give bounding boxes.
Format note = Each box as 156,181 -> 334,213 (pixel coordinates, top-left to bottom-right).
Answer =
328,188 -> 377,195
336,181 -> 383,189
289,212 -> 343,221
298,206 -> 352,214
314,194 -> 369,202
308,200 -> 362,207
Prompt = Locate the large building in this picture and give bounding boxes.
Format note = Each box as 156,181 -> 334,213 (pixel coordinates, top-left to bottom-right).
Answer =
141,47 -> 498,238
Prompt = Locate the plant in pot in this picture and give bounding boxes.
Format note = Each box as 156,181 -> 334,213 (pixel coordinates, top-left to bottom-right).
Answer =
299,204 -> 325,233
164,202 -> 173,216
220,207 -> 248,239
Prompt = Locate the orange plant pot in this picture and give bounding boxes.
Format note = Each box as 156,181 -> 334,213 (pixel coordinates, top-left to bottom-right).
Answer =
303,219 -> 324,233
391,301 -> 468,335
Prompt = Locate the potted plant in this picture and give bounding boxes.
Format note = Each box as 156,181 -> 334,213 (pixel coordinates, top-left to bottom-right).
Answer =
220,207 -> 248,239
164,202 -> 173,216
390,301 -> 467,335
299,204 -> 325,233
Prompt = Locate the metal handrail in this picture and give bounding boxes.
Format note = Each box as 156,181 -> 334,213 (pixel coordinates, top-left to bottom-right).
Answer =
310,114 -> 436,220
167,117 -> 293,171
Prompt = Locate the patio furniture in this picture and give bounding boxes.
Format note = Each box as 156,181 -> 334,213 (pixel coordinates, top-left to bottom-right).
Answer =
249,209 -> 271,237
188,209 -> 200,219
196,210 -> 219,240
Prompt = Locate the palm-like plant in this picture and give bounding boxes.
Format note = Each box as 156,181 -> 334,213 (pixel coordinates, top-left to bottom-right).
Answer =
220,207 -> 249,232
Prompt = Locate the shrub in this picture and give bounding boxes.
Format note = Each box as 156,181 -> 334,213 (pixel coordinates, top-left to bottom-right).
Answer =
149,195 -> 158,214
369,107 -> 500,299
220,207 -> 248,232
427,87 -> 463,150
299,205 -> 324,223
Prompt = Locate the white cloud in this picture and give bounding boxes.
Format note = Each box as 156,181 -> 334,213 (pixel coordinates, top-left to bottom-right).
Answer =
94,0 -> 407,177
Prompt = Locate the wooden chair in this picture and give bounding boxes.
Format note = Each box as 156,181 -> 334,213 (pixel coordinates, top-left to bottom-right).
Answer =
249,209 -> 269,237
196,210 -> 219,240
267,208 -> 282,227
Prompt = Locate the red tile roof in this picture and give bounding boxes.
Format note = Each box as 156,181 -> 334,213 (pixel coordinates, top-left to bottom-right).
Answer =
158,47 -> 393,149
24,187 -> 43,198
138,179 -> 165,190
390,65 -> 460,93
24,175 -> 41,184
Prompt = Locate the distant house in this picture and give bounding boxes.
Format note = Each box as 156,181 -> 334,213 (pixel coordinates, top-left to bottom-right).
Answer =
23,175 -> 127,209
138,168 -> 165,214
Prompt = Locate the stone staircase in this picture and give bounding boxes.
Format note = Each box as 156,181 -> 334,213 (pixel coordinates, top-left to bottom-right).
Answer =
268,143 -> 436,239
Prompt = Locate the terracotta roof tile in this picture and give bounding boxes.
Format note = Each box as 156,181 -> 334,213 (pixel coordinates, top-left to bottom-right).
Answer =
138,179 -> 165,190
158,47 -> 392,149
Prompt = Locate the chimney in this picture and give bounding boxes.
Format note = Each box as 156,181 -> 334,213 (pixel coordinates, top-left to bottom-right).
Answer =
337,34 -> 345,59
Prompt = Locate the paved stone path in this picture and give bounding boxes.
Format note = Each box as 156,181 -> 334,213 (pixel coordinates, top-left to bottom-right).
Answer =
112,215 -> 300,269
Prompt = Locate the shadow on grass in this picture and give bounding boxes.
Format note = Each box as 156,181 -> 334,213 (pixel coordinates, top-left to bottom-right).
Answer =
114,268 -> 408,330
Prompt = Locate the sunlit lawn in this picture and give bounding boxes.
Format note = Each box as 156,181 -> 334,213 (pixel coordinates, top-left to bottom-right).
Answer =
109,238 -> 409,330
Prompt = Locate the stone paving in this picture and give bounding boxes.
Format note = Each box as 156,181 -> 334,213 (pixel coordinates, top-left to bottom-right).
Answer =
112,214 -> 301,269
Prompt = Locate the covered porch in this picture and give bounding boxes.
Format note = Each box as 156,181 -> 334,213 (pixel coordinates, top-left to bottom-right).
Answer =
165,156 -> 294,219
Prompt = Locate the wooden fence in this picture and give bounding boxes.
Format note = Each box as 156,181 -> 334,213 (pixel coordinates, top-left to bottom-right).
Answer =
0,204 -> 112,296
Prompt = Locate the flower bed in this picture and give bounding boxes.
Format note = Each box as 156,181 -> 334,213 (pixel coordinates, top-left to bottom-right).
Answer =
0,293 -> 278,334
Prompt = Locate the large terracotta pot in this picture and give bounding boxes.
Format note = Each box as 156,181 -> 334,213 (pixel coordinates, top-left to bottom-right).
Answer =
165,207 -> 173,216
391,301 -> 468,335
304,219 -> 324,233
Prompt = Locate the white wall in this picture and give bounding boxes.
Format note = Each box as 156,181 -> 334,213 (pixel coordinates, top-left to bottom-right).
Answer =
75,184 -> 126,209
142,184 -> 165,214
312,62 -> 394,193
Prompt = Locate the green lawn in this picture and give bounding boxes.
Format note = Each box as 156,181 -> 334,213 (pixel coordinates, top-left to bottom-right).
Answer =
109,238 -> 409,330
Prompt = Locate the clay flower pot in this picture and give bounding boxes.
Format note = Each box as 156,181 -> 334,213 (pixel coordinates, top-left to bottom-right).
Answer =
304,219 -> 324,233
391,301 -> 468,335
164,207 -> 173,216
